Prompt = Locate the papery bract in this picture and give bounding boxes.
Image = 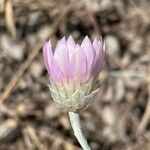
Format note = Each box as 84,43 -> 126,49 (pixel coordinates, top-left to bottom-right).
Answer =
43,35 -> 105,111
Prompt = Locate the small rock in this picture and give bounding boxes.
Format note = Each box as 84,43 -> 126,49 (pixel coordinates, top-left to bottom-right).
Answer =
102,106 -> 116,126
26,34 -> 38,48
100,0 -> 114,10
64,142 -> 75,150
129,37 -> 143,55
45,105 -> 61,119
59,115 -> 70,130
18,79 -> 28,90
122,53 -> 131,66
115,78 -> 125,102
30,61 -> 43,78
102,127 -> 118,142
90,142 -> 100,150
105,35 -> 120,56
72,31 -> 80,39
0,34 -> 25,60
0,119 -> 21,143
17,104 -> 28,117
84,0 -> 100,12
38,25 -> 52,40
125,91 -> 135,102
84,120 -> 95,132
28,11 -> 41,26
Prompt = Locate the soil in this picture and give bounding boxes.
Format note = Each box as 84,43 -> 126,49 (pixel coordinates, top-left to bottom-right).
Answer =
0,0 -> 150,150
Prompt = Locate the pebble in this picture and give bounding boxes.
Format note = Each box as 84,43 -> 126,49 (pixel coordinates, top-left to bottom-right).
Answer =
125,91 -> 135,102
63,142 -> 75,150
105,35 -> 120,56
28,11 -> 41,26
115,78 -> 125,102
102,106 -> 116,126
30,61 -> 43,78
0,119 -> 21,143
129,37 -> 143,55
103,127 -> 118,142
37,25 -> 52,41
90,142 -> 99,150
122,53 -> 131,66
59,115 -> 70,130
100,0 -> 114,10
18,79 -> 28,90
0,34 -> 25,61
45,105 -> 61,119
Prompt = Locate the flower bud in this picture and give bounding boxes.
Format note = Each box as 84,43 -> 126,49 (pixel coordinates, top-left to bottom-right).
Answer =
43,35 -> 105,111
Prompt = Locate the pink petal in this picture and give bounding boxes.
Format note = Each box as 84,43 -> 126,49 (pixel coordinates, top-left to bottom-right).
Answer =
43,40 -> 62,82
43,40 -> 52,75
93,38 -> 105,76
54,37 -> 69,78
81,36 -> 96,76
69,44 -> 87,83
67,35 -> 76,57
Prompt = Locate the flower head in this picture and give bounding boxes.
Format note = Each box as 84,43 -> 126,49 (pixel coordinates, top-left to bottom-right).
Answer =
43,35 -> 105,111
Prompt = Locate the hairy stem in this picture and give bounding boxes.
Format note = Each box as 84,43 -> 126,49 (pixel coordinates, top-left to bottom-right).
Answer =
68,111 -> 91,150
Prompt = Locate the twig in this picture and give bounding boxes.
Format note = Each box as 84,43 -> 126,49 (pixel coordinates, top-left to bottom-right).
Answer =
0,5 -> 70,104
5,0 -> 17,38
23,126 -> 45,150
0,42 -> 42,103
137,65 -> 150,134
0,104 -> 17,118
109,70 -> 147,81
0,0 -> 5,13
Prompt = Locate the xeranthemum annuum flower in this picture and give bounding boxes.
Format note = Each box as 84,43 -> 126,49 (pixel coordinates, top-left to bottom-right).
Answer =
43,35 -> 105,111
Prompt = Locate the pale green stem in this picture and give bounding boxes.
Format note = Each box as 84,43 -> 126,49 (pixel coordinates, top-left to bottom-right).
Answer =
68,111 -> 91,150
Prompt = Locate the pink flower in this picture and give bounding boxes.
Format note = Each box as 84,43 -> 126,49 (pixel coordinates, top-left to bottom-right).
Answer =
43,35 -> 105,111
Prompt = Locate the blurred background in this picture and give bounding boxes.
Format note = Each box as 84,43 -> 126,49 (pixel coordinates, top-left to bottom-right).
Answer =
0,0 -> 150,149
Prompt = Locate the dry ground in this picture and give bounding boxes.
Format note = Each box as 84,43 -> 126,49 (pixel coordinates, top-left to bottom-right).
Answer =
0,0 -> 150,149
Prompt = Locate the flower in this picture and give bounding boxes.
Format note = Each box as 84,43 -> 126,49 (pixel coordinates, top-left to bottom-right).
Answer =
43,35 -> 105,111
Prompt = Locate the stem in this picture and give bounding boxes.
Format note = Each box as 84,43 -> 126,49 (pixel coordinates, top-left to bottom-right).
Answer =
68,111 -> 91,150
